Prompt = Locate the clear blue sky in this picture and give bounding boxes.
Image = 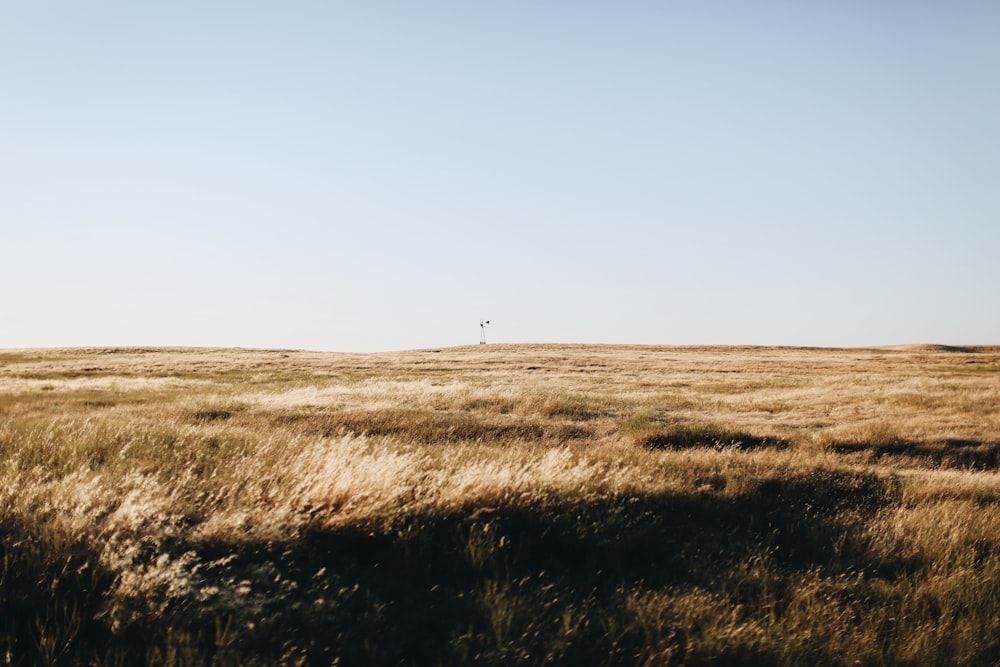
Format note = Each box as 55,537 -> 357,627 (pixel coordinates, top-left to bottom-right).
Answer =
3,2 -> 998,351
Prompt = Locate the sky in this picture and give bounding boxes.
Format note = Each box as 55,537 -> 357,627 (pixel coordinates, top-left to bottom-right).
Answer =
2,2 -> 998,352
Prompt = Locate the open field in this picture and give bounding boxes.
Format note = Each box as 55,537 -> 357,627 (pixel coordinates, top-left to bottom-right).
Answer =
2,344 -> 1000,665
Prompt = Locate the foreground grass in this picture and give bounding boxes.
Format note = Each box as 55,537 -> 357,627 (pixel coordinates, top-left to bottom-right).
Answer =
2,344 -> 999,665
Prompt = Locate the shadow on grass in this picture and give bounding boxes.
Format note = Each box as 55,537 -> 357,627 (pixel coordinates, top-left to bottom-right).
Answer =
0,519 -> 115,665
830,439 -> 1000,469
3,469 -> 906,665
634,423 -> 790,452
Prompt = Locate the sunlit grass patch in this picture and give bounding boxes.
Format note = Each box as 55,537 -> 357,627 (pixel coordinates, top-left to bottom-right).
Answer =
0,375 -> 207,394
524,391 -> 613,421
261,406 -> 594,445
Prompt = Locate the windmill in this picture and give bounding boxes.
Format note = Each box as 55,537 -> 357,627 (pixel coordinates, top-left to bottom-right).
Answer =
480,320 -> 490,345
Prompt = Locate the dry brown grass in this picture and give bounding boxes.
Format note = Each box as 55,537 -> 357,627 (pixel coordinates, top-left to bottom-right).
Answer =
1,344 -> 999,665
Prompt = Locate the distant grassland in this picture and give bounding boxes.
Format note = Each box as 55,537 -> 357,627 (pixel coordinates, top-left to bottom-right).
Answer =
2,344 -> 1000,665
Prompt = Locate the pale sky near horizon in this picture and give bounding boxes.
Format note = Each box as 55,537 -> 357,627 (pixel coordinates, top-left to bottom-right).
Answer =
3,2 -> 998,352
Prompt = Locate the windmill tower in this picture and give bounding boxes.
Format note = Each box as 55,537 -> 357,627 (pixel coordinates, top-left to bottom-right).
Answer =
480,320 -> 490,345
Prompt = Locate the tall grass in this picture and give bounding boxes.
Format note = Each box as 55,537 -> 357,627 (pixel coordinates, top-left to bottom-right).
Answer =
1,344 -> 999,664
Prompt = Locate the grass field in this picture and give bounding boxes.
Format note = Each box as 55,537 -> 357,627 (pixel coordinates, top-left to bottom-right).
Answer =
2,343 -> 1000,665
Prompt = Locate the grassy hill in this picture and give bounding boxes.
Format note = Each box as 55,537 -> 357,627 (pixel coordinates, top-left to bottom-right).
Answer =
2,344 -> 999,665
